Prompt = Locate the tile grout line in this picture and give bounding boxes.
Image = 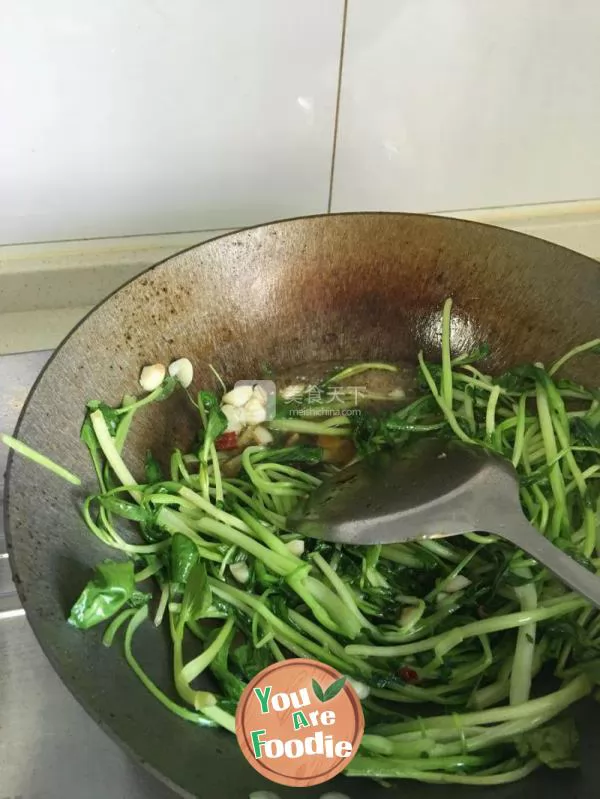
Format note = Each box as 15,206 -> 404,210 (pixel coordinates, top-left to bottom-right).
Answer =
327,0 -> 349,214
0,227 -> 235,251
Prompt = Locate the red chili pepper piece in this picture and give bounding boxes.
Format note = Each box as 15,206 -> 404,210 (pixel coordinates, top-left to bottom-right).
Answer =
215,431 -> 238,451
399,666 -> 419,683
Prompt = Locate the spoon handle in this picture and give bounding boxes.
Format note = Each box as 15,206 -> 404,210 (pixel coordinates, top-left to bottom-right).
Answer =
504,520 -> 600,608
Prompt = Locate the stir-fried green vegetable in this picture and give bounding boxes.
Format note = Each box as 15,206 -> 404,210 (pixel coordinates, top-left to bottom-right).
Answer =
5,297 -> 600,785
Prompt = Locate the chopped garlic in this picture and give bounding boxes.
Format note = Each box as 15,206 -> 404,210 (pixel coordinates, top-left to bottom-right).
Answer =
222,384 -> 253,407
139,363 -> 166,392
168,357 -> 194,388
388,388 -> 405,400
286,539 -> 305,557
346,676 -> 370,700
244,397 -> 267,425
253,425 -> 274,446
252,384 -> 268,405
229,562 -> 250,584
221,404 -> 245,434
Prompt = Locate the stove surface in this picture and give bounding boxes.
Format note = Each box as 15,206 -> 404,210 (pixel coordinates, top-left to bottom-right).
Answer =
0,352 -> 177,799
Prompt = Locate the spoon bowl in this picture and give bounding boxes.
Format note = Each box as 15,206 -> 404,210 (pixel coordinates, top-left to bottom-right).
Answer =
289,438 -> 600,608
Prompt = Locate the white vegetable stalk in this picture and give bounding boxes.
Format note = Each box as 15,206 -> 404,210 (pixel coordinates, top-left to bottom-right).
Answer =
1,433 -> 81,486
509,568 -> 537,706
445,574 -> 472,593
89,410 -> 140,502
399,604 -> 423,630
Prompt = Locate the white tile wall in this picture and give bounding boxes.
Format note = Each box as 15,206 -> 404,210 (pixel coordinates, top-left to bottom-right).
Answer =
332,0 -> 600,213
0,0 -> 343,244
2,0 -> 600,247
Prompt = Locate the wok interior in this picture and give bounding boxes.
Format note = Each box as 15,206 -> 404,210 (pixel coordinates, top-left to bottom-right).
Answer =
6,213 -> 600,798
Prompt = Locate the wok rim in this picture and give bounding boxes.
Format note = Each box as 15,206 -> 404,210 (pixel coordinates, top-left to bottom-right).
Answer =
5,210 -> 600,797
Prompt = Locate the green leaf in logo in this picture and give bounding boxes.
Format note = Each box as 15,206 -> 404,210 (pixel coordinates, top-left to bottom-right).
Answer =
312,678 -> 326,702
312,676 -> 346,702
323,676 -> 347,701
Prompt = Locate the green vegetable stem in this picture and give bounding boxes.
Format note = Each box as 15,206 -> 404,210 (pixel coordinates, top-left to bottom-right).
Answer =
4,297 -> 600,785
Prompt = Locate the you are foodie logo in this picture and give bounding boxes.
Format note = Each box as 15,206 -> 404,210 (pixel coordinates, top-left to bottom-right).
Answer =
235,658 -> 364,787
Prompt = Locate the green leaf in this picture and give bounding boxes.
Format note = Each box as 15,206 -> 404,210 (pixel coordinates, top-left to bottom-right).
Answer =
516,716 -> 580,769
180,562 -> 212,624
269,594 -> 291,623
553,541 -> 597,573
370,672 -> 406,691
131,589 -> 152,607
255,560 -> 282,589
80,415 -> 99,452
139,516 -> 169,543
98,496 -> 149,522
495,363 -> 539,392
199,390 -> 220,415
144,450 -> 163,483
198,391 -> 228,463
323,676 -> 347,701
364,544 -> 382,573
312,678 -> 326,702
556,378 -> 599,400
68,560 -> 137,630
97,495 -> 169,543
86,401 -> 120,435
80,416 -> 105,484
209,626 -> 247,700
452,343 -> 490,366
231,642 -> 273,681
170,534 -> 199,589
545,619 -> 600,661
352,413 -> 386,458
251,446 -> 323,465
503,570 -> 539,587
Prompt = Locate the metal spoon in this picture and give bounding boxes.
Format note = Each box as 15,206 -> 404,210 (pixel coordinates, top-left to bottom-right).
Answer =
288,437 -> 600,608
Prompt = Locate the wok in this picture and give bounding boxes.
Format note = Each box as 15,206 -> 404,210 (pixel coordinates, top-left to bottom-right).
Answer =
5,213 -> 600,798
